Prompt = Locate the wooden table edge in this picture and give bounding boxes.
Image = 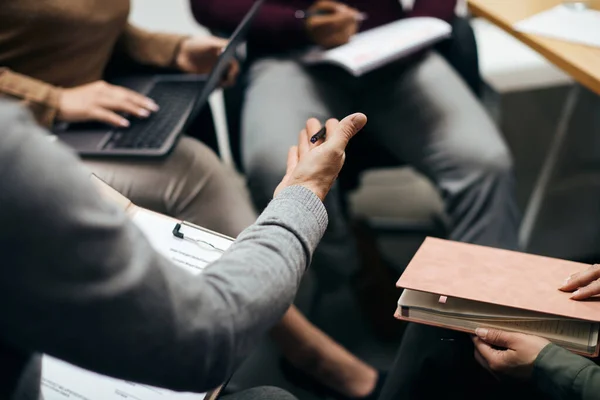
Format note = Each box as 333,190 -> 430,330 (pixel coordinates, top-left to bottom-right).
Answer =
468,1 -> 600,95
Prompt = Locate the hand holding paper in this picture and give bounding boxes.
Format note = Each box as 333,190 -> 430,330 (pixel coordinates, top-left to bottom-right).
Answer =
302,18 -> 452,77
305,1 -> 362,49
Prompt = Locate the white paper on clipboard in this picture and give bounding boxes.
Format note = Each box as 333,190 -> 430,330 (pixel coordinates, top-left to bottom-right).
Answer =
42,357 -> 206,400
130,209 -> 233,275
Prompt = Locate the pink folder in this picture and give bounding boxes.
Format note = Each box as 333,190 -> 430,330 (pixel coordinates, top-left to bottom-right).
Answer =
396,237 -> 600,322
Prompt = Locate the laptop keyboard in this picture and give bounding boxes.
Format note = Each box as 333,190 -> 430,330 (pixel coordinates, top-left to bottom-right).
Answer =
105,80 -> 204,150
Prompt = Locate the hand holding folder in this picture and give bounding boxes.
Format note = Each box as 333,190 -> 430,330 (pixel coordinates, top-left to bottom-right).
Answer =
471,262 -> 600,380
561,264 -> 600,300
471,327 -> 551,380
395,238 -> 600,357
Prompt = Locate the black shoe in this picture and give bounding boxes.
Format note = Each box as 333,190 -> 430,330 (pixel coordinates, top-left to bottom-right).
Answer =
280,359 -> 387,400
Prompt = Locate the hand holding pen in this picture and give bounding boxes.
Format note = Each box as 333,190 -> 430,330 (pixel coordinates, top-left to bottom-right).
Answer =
300,1 -> 367,49
295,9 -> 368,22
274,114 -> 368,201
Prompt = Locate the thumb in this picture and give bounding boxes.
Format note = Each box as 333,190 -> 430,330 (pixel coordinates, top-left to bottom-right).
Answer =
326,113 -> 367,149
475,328 -> 516,349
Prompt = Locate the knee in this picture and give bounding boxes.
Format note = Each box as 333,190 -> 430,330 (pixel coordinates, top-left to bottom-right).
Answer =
165,137 -> 237,210
249,58 -> 305,83
233,387 -> 298,400
167,137 -> 257,230
464,143 -> 514,181
174,137 -> 225,182
480,146 -> 514,179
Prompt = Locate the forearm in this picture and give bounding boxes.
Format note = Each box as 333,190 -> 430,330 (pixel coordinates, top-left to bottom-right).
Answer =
117,24 -> 188,68
533,344 -> 600,400
191,0 -> 310,50
0,68 -> 61,126
0,101 -> 327,392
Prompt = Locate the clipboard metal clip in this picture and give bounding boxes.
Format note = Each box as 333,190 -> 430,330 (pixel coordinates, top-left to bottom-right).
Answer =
172,223 -> 225,253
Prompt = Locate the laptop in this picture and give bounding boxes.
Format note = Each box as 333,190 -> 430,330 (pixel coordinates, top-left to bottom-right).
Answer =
54,0 -> 264,158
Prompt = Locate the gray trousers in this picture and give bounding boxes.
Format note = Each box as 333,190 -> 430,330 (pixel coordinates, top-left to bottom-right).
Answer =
242,52 -> 520,279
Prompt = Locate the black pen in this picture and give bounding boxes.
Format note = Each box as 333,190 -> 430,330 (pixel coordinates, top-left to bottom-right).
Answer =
294,9 -> 368,21
310,127 -> 327,144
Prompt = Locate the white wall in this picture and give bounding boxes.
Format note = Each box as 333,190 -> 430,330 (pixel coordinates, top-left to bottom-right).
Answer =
129,0 -> 208,35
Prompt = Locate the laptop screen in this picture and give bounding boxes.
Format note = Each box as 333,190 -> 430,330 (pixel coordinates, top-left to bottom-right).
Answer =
193,0 -> 265,113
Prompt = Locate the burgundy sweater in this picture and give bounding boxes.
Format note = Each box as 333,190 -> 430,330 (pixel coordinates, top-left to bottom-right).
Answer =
192,0 -> 457,55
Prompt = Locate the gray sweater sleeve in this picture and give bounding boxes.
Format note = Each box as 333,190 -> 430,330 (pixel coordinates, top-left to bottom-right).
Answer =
0,101 -> 328,393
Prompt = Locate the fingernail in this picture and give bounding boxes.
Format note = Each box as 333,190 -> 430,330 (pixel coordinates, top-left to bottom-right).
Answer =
139,109 -> 150,118
475,328 -> 488,339
147,101 -> 159,112
563,277 -> 571,287
350,113 -> 367,126
572,290 -> 581,298
120,119 -> 130,128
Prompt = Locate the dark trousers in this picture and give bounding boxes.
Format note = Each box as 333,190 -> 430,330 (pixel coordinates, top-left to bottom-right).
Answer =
379,324 -> 546,400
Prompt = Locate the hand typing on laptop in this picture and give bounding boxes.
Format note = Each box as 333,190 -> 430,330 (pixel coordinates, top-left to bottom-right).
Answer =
56,35 -> 239,128
58,81 -> 159,128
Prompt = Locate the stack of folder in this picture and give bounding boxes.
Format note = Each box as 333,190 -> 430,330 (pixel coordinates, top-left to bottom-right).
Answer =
395,238 -> 600,356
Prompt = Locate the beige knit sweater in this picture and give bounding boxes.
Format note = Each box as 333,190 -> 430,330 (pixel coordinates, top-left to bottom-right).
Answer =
0,0 -> 187,126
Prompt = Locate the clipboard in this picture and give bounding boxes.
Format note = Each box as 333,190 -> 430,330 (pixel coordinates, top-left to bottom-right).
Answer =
40,175 -> 234,400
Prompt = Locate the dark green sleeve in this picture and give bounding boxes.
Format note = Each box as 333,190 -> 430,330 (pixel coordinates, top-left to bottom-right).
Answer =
533,344 -> 600,400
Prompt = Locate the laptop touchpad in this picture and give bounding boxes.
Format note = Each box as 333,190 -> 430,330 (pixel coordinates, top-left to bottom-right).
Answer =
58,131 -> 112,151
